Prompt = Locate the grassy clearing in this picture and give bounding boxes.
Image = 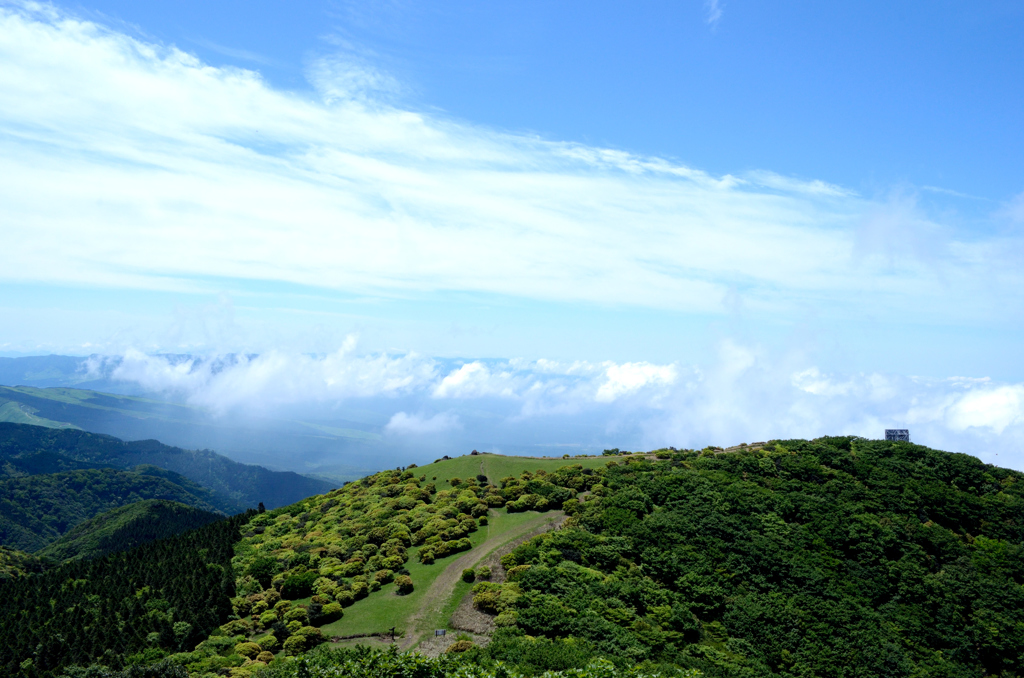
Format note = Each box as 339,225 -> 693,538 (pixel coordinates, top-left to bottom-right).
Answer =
415,453 -> 619,488
320,509 -> 549,639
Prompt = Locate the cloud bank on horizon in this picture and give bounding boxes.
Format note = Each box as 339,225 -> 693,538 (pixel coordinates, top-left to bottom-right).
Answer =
86,344 -> 1024,468
1,4 -> 1023,465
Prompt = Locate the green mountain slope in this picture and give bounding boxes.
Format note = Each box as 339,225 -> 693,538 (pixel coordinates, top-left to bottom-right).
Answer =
0,400 -> 80,429
0,545 -> 50,580
462,438 -> 1024,677
0,468 -> 225,552
37,499 -> 224,562
0,422 -> 333,510
0,510 -> 253,676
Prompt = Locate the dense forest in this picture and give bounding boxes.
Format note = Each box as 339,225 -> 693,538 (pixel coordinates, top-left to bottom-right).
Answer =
38,499 -> 223,562
0,467 -> 224,552
4,437 -> 1024,678
0,510 -> 255,676
463,438 -> 1024,677
0,544 -> 50,580
0,423 -> 332,511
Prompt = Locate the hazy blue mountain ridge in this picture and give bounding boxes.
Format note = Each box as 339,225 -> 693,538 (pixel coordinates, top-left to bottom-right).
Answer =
0,422 -> 334,511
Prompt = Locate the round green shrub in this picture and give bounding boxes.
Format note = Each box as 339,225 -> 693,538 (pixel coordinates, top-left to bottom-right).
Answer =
319,601 -> 344,623
234,642 -> 261,659
461,568 -> 476,583
282,634 -> 306,656
395,575 -> 414,595
284,607 -> 308,624
256,634 -> 278,652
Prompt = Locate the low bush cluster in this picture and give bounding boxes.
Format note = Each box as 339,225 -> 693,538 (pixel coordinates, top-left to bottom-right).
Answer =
254,645 -> 701,678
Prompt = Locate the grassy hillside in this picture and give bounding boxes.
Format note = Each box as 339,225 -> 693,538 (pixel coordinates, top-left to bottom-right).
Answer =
414,452 -> 620,489
38,499 -> 223,562
0,399 -> 80,429
0,422 -> 333,510
0,467 -> 225,552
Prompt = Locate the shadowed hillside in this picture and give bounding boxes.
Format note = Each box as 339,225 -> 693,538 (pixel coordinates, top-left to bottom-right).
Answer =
0,422 -> 333,511
38,499 -> 223,562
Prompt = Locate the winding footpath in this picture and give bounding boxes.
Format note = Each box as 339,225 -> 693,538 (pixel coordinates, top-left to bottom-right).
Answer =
397,509 -> 565,651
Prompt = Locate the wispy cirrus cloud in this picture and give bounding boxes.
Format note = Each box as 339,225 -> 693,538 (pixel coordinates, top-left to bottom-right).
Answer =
0,2 -> 1018,327
705,0 -> 723,28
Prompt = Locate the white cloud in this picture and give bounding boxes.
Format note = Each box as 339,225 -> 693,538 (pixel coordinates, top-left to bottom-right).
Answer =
641,342 -> 1024,464
595,362 -> 678,402
946,386 -> 1024,434
99,339 -> 438,414
0,3 -> 1017,325
385,411 -> 461,435
705,0 -> 724,27
432,362 -> 518,399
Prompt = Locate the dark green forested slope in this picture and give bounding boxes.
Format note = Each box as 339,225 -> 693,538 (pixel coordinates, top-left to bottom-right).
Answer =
465,438 -> 1024,677
0,511 -> 254,676
0,468 -> 224,552
0,448 -> 108,479
0,545 -> 51,580
0,422 -> 333,510
38,499 -> 223,562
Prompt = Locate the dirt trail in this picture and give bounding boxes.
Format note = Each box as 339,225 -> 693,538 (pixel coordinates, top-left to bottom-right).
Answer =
397,510 -> 565,651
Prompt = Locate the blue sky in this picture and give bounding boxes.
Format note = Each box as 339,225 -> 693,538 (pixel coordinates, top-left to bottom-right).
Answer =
1,1 -> 1023,462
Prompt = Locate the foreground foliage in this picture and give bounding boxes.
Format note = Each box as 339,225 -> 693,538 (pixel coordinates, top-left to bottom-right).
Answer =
255,645 -> 702,678
0,511 -> 254,676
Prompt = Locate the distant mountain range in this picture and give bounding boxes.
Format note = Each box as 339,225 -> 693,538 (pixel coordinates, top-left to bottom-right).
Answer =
0,353 -> 385,478
0,422 -> 335,552
0,422 -> 334,508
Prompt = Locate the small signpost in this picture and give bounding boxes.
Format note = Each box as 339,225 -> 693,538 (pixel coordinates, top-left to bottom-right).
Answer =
885,429 -> 910,442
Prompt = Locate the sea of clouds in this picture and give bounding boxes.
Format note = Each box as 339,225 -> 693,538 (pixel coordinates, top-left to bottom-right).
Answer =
82,341 -> 1024,468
